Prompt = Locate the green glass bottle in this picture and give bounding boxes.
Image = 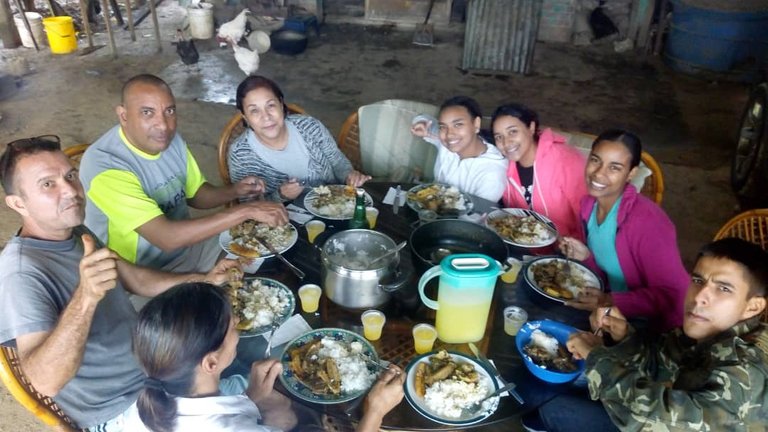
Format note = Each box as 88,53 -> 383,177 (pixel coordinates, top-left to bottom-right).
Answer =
349,188 -> 369,229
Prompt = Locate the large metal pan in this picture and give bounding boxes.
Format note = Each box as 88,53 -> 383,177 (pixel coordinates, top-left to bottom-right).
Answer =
409,219 -> 508,273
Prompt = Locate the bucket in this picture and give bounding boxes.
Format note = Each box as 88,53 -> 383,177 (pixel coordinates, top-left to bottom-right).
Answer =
665,0 -> 768,81
14,12 -> 45,48
187,3 -> 214,40
43,16 -> 77,54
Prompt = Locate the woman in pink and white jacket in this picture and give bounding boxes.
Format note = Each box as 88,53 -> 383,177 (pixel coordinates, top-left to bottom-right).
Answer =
492,104 -> 587,241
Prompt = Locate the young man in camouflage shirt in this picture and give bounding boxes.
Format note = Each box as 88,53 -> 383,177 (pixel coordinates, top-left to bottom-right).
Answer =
529,238 -> 768,431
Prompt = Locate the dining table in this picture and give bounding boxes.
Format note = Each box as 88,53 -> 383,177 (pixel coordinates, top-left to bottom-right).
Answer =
225,182 -> 594,431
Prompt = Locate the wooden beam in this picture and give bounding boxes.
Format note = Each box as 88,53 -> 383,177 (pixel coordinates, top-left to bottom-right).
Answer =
99,0 -> 116,57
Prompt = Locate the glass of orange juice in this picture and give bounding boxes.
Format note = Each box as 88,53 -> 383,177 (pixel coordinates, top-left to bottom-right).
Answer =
501,257 -> 523,284
361,309 -> 386,341
298,284 -> 322,313
412,323 -> 437,354
365,207 -> 379,229
305,220 -> 326,244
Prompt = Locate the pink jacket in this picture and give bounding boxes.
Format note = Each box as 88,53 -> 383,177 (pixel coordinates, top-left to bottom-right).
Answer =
503,129 -> 587,241
580,185 -> 689,332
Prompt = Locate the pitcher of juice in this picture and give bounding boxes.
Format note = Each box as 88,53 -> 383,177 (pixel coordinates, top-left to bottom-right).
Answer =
418,254 -> 502,343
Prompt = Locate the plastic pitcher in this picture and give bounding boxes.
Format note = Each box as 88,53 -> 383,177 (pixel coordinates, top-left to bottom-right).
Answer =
418,254 -> 502,343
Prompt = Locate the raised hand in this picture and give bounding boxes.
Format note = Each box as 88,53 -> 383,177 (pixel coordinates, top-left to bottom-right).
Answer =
204,258 -> 242,286
234,176 -> 266,200
279,178 -> 304,200
566,331 -> 603,360
590,306 -> 629,343
246,359 -> 283,405
241,200 -> 289,226
558,236 -> 590,261
77,234 -> 119,302
364,365 -> 405,418
411,120 -> 433,138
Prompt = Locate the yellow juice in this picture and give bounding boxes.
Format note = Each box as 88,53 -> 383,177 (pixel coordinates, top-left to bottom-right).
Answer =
501,260 -> 522,284
413,326 -> 437,354
305,221 -> 325,244
435,300 -> 491,343
365,208 -> 378,229
362,312 -> 385,341
298,285 -> 322,313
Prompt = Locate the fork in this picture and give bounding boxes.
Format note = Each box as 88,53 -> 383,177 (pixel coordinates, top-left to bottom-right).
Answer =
465,382 -> 518,416
264,324 -> 279,358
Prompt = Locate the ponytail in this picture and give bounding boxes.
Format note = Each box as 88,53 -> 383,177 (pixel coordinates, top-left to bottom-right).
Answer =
136,386 -> 178,432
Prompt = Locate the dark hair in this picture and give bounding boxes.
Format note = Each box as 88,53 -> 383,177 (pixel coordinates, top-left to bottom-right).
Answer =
235,75 -> 288,125
439,95 -> 483,120
133,283 -> 232,432
491,103 -> 540,142
0,135 -> 62,194
696,238 -> 768,298
592,129 -> 642,169
121,74 -> 172,104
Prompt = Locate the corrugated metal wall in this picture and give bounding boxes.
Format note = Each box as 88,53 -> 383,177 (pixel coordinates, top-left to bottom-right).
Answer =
462,0 -> 543,74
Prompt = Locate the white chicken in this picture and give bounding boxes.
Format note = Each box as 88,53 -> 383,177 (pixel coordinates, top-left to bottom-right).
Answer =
230,38 -> 260,76
217,8 -> 250,47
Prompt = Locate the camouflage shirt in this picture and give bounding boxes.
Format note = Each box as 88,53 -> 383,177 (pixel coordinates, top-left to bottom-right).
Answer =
585,317 -> 768,431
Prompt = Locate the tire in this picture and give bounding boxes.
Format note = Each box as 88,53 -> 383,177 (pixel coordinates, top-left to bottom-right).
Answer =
731,83 -> 768,209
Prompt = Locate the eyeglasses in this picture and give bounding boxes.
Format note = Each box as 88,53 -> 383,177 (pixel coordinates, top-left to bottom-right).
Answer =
6,135 -> 61,151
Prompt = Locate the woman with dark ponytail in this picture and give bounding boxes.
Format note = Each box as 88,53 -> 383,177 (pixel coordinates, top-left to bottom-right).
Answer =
125,282 -> 404,431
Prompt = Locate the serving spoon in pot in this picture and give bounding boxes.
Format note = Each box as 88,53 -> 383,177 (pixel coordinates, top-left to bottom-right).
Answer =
368,241 -> 407,267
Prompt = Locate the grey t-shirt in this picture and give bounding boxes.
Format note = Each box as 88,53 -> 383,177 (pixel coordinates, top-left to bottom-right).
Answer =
250,121 -> 311,180
0,226 -> 144,428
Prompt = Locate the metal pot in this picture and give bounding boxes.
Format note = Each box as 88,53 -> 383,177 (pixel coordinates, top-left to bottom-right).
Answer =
409,219 -> 508,274
320,229 -> 408,309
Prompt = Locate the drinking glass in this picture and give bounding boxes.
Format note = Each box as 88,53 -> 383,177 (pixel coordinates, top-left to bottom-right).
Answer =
361,309 -> 386,341
412,323 -> 438,354
365,207 -> 379,229
305,220 -> 326,244
298,284 -> 322,313
501,257 -> 523,284
503,306 -> 528,336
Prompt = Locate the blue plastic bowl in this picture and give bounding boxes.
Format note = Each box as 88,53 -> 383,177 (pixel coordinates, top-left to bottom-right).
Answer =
515,320 -> 585,384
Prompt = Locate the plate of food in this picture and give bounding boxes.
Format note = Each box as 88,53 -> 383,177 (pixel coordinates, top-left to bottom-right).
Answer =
227,277 -> 295,337
280,328 -> 379,404
303,185 -> 374,220
515,320 -> 584,383
404,350 -> 500,426
406,183 -> 473,217
220,220 -> 298,258
524,256 -> 603,303
485,208 -> 558,247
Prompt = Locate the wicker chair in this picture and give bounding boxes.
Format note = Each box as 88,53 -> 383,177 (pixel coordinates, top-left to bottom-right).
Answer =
0,347 -> 82,431
217,103 -> 306,185
714,208 -> 768,322
337,111 -> 363,171
63,143 -> 90,168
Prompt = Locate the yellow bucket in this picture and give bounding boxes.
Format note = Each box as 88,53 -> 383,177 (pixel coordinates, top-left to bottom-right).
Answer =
43,16 -> 77,54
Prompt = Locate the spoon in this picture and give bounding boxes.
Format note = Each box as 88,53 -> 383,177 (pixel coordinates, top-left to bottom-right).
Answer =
264,324 -> 279,358
429,247 -> 452,264
465,382 -> 518,415
368,241 -> 407,267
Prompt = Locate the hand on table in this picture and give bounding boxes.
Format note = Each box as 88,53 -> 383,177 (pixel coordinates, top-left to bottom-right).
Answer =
589,306 -> 629,343
346,170 -> 372,188
78,234 -> 119,303
234,176 -> 266,200
279,178 -> 304,200
565,287 -> 611,312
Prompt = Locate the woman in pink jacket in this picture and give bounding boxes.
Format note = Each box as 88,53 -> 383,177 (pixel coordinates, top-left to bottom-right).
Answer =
559,130 -> 689,332
492,103 -> 587,240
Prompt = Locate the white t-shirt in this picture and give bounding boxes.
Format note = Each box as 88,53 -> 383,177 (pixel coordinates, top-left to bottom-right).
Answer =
431,138 -> 507,202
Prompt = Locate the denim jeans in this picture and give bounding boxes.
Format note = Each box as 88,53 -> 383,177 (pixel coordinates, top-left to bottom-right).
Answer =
537,390 -> 619,432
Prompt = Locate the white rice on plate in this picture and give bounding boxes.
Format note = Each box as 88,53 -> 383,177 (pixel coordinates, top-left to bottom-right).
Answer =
314,337 -> 376,393
423,378 -> 490,419
238,279 -> 291,327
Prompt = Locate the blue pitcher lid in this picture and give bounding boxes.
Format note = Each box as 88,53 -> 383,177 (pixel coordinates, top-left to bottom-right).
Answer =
440,253 -> 500,277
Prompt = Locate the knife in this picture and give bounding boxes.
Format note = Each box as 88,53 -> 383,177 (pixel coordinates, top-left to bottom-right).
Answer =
468,343 -> 524,405
393,185 -> 402,214
254,236 -> 305,280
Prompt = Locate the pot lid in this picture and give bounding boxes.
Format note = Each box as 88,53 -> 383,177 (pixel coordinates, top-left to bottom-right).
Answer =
440,254 -> 500,278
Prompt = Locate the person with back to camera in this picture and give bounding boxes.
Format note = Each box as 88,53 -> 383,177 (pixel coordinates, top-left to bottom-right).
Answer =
126,282 -> 405,432
523,238 -> 768,431
410,96 -> 507,203
559,130 -> 689,333
228,75 -> 371,202
491,103 -> 587,240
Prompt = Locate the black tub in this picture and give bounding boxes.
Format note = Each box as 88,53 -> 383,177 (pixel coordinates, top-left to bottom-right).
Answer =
270,29 -> 308,55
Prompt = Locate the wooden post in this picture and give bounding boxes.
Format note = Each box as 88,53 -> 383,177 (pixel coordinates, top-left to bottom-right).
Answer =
78,0 -> 93,47
125,0 -> 134,41
148,0 -> 161,53
99,0 -> 117,57
0,0 -> 21,48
